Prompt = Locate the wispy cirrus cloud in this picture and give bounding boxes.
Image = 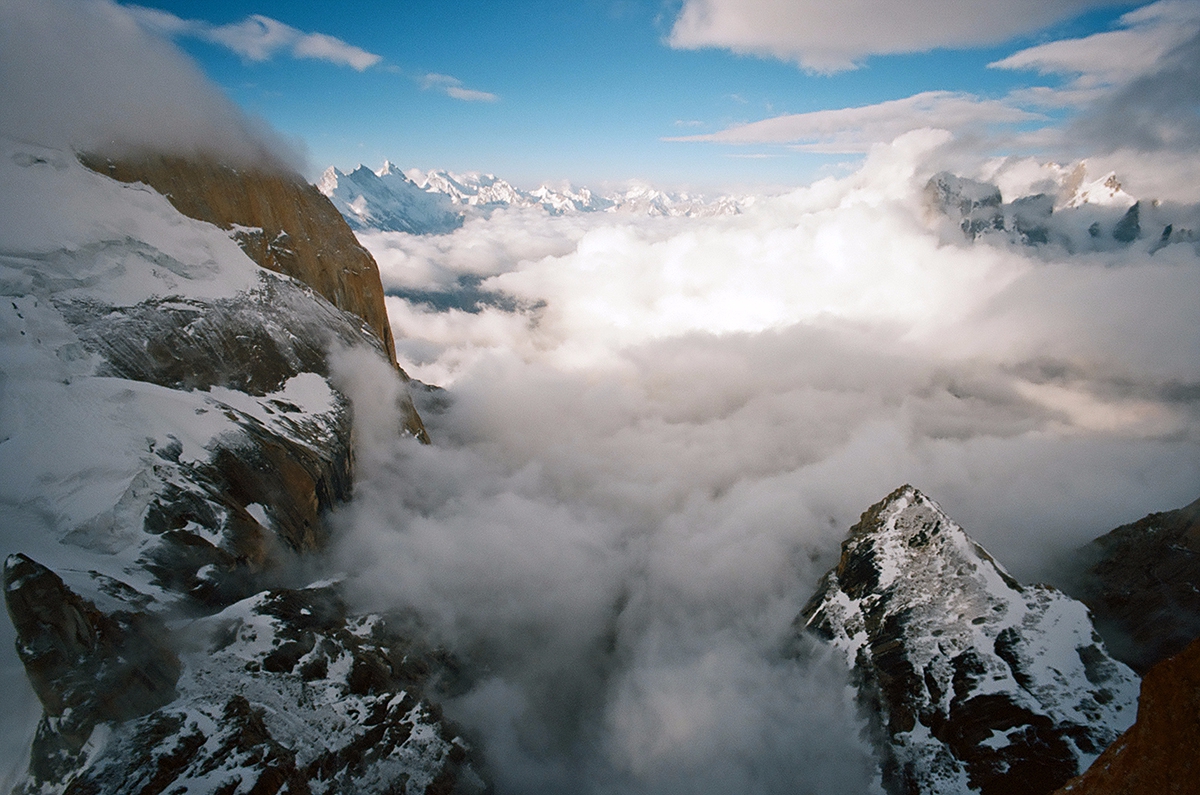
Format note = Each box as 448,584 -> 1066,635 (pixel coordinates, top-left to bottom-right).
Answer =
991,1 -> 1200,154
126,6 -> 382,70
419,73 -> 498,102
665,91 -> 1038,153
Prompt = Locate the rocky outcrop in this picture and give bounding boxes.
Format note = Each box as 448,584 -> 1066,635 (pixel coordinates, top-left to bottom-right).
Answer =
925,172 -> 1005,240
78,153 -> 397,363
17,583 -> 484,795
4,554 -> 180,783
1071,496 -> 1200,674
1053,636 -> 1200,795
800,486 -> 1139,795
1,140 -> 466,792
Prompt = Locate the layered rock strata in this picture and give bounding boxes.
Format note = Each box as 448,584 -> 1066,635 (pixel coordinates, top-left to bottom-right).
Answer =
800,486 -> 1139,795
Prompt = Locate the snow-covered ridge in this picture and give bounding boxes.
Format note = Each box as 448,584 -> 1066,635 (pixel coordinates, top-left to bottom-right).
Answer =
0,139 -> 477,793
318,160 -> 748,234
926,165 -> 1199,252
801,485 -> 1139,795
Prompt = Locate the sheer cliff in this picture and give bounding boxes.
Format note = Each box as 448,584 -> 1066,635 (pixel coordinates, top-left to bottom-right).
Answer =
79,155 -> 398,364
0,139 -> 471,794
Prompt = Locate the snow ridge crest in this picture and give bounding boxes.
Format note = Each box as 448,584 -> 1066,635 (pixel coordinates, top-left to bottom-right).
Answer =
802,485 -> 1139,795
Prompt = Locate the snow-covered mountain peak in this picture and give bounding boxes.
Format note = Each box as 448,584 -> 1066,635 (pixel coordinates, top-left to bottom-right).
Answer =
322,160 -> 746,231
376,159 -> 403,178
317,162 -> 462,235
802,485 -> 1139,795
1065,169 -> 1136,209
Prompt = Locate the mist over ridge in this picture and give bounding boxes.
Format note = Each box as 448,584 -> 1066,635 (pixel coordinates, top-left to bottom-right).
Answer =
0,0 -> 1197,791
329,130 -> 1200,792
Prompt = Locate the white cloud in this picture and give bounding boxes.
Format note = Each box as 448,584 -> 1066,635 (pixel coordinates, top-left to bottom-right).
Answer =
667,91 -> 1038,152
0,0 -> 303,168
340,134 -> 1200,791
127,6 -> 382,70
419,72 -> 498,102
991,1 -> 1200,155
668,0 -> 1126,72
991,0 -> 1200,88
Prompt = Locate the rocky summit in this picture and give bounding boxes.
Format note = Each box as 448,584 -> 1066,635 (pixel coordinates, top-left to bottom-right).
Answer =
800,486 -> 1139,795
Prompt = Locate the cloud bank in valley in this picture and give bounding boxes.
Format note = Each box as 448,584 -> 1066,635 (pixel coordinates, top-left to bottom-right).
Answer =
336,130 -> 1200,792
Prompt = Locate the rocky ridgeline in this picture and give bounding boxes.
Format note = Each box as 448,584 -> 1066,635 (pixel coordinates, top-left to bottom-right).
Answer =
925,169 -> 1200,253
318,161 -> 746,234
800,486 -> 1140,795
1070,496 -> 1200,674
0,141 -> 475,793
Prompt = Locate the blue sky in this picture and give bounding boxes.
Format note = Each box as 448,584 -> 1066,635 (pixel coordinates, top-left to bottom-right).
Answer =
113,1 -> 1189,189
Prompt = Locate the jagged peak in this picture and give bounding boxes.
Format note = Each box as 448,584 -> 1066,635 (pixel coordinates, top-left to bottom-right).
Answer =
316,165 -> 343,196
803,488 -> 1140,795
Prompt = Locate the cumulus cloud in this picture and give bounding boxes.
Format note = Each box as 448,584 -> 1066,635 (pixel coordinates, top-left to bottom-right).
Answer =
126,5 -> 382,70
666,91 -> 1037,152
0,0 -> 304,169
335,132 -> 1200,792
668,0 -> 1126,72
419,73 -> 499,102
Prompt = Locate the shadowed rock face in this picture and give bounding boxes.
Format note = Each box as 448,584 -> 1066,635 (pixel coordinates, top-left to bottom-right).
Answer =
1071,496 -> 1200,674
3,554 -> 181,783
1052,636 -> 1200,795
801,486 -> 1139,795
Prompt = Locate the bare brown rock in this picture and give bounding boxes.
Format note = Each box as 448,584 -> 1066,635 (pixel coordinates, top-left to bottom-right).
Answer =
78,151 -> 429,442
80,152 -> 396,363
1053,636 -> 1200,795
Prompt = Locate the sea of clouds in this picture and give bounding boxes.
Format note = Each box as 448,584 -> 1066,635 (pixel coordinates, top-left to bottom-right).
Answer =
335,131 -> 1200,792
2,0 -> 1198,790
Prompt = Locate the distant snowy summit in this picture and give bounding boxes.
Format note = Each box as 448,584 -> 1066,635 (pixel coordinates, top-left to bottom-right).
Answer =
925,164 -> 1199,253
317,161 -> 462,235
318,160 -> 746,234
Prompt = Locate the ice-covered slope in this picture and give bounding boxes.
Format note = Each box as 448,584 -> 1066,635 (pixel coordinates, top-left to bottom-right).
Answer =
0,139 -> 478,794
800,486 -> 1139,795
318,162 -> 462,236
319,161 -> 745,233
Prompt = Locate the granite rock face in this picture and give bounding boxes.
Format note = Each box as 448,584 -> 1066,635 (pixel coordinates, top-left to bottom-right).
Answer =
800,486 -> 1139,795
77,153 -> 431,444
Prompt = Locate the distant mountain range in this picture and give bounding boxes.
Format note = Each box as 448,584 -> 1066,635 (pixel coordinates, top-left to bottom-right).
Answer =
925,167 -> 1200,253
318,161 -> 747,234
